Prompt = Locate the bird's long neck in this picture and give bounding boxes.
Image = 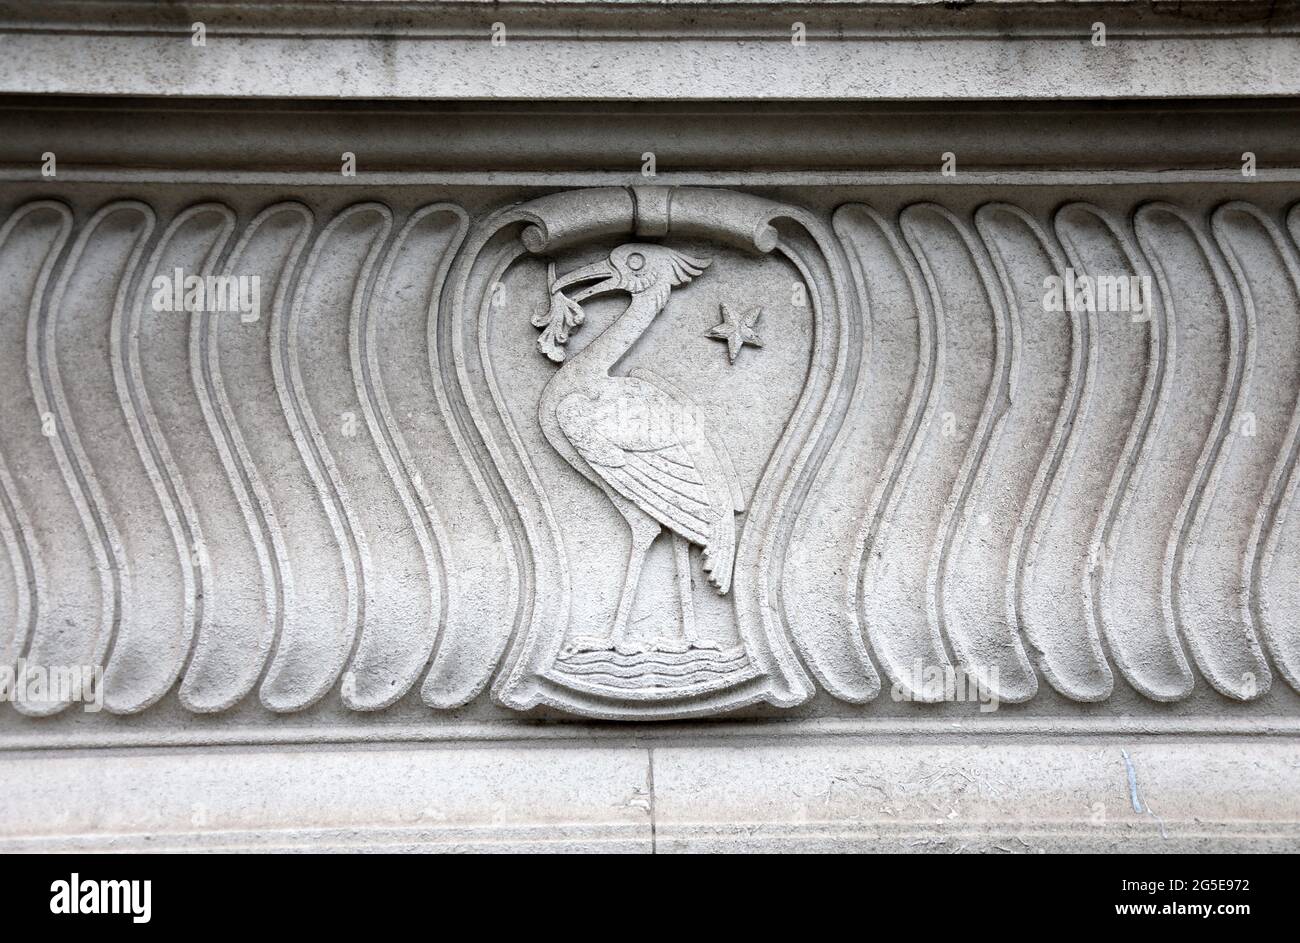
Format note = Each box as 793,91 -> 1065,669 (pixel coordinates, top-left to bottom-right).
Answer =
566,283 -> 669,378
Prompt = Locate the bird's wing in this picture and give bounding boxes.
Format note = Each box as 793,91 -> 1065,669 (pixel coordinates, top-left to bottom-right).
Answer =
630,368 -> 745,513
557,384 -> 723,547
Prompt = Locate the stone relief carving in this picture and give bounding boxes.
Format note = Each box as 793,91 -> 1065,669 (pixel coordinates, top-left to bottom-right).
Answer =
1,187 -> 1299,721
704,302 -> 764,364
443,187 -> 850,718
538,245 -> 742,659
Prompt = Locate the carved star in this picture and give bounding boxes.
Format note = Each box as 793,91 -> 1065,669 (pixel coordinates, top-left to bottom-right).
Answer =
705,303 -> 764,364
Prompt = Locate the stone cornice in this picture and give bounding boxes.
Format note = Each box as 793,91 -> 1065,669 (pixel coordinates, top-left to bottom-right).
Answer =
0,1 -> 1297,100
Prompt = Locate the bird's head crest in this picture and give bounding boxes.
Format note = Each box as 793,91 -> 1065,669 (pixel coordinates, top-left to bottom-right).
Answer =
534,244 -> 712,362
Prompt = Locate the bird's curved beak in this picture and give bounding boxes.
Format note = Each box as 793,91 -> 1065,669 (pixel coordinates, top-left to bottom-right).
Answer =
550,258 -> 620,302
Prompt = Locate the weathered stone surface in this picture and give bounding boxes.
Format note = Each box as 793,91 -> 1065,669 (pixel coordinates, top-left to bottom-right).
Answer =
1,0 -> 1298,100
1,0 -> 1299,852
5,186 -> 1300,718
4,738 -> 1299,852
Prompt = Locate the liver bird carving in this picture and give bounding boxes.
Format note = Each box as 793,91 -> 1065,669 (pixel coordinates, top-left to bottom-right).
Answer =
535,244 -> 745,655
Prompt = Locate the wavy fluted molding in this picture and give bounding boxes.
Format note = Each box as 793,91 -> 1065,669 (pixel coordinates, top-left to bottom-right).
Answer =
0,202 -> 72,681
26,201 -> 156,716
975,203 -> 1075,704
0,192 -> 1297,718
181,202 -> 313,712
820,197 -> 1300,707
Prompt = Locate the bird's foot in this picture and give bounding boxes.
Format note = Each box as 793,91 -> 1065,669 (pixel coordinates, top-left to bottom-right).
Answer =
564,634 -> 615,654
568,636 -> 723,656
613,638 -> 651,656
643,637 -> 723,653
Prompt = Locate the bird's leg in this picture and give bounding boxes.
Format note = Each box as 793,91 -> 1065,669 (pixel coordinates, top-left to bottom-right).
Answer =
609,520 -> 658,655
651,534 -> 694,653
668,533 -> 719,652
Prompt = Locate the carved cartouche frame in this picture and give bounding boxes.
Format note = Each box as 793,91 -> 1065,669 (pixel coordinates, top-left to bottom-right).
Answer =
437,186 -> 861,719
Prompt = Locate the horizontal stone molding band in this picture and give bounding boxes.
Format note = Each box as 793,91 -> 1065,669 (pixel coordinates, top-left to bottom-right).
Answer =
2,738 -> 1297,852
5,99 -> 1300,176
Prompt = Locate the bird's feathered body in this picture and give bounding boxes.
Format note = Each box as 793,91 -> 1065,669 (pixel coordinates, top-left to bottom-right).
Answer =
553,369 -> 743,593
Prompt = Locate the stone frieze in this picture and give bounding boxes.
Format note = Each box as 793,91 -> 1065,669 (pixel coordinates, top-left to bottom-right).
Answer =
2,187 -> 1300,722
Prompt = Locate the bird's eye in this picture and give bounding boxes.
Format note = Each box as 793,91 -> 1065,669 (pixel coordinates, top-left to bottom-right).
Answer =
626,252 -> 645,271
